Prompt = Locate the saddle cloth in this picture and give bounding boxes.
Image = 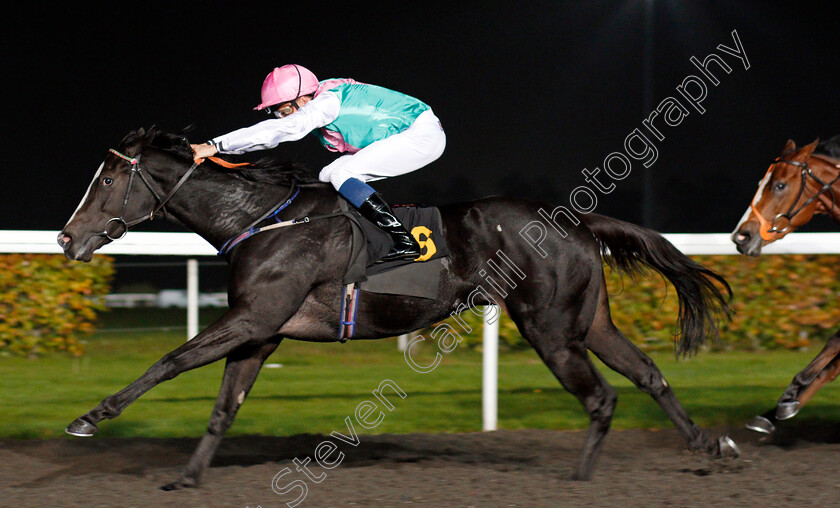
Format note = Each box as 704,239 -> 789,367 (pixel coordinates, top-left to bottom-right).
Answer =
337,202 -> 449,340
341,201 -> 449,299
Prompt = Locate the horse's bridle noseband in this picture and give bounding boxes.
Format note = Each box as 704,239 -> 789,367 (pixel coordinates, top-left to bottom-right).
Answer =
751,155 -> 840,240
97,148 -> 199,240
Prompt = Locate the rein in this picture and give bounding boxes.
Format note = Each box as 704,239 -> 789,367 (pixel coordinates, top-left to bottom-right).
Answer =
751,154 -> 840,241
102,149 -> 348,254
98,150 -> 254,241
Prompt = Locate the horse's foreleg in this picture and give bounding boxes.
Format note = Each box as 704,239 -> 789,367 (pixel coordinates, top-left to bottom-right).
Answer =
161,340 -> 280,491
793,355 -> 840,403
66,307 -> 279,436
775,328 -> 840,420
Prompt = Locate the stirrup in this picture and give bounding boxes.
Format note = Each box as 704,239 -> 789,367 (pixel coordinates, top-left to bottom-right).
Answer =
376,248 -> 421,263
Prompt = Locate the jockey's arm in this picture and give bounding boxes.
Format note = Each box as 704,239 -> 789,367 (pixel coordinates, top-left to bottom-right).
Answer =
208,92 -> 340,155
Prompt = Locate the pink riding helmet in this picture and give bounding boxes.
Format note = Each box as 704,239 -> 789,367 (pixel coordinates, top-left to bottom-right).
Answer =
254,64 -> 320,110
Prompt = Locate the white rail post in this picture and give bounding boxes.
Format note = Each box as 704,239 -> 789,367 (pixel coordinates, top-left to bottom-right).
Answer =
482,305 -> 499,431
187,258 -> 199,340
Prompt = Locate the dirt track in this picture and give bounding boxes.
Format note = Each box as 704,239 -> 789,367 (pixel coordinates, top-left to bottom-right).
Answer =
2,423 -> 839,507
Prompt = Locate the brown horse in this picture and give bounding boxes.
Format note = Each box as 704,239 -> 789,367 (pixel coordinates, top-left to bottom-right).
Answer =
731,136 -> 840,433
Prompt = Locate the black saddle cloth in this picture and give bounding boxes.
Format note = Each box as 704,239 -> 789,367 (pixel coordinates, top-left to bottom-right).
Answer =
342,201 -> 449,285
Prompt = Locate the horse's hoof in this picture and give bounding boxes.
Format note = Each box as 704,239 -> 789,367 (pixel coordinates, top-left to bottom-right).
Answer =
568,472 -> 591,482
776,401 -> 800,421
160,477 -> 198,491
65,418 -> 98,437
717,435 -> 741,457
745,415 -> 775,434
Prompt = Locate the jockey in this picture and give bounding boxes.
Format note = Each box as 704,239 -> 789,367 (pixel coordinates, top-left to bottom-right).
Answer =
191,64 -> 446,262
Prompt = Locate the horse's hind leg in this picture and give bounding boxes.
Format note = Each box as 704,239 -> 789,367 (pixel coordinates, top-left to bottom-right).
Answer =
510,305 -> 617,480
161,340 -> 280,491
531,338 -> 617,480
774,328 -> 840,421
555,344 -> 617,481
584,278 -> 738,457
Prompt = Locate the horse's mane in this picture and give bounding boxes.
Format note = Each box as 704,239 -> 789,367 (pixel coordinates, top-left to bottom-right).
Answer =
216,156 -> 325,187
120,127 -> 326,187
816,135 -> 840,159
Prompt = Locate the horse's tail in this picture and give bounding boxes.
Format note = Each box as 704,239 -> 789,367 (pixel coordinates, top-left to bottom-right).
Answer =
582,213 -> 732,356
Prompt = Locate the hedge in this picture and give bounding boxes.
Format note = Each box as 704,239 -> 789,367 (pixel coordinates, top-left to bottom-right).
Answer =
2,253 -> 836,357
419,254 -> 840,353
0,254 -> 113,357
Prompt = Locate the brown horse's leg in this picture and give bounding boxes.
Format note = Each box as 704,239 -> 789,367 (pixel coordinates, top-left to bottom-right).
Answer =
66,307 -> 282,436
794,354 -> 840,405
776,328 -> 840,420
161,340 -> 280,490
584,280 -> 736,456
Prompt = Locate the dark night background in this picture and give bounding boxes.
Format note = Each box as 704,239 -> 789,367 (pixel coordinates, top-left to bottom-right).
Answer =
2,1 -> 838,236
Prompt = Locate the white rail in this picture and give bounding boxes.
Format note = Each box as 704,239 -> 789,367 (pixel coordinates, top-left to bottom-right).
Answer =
0,231 -> 216,339
7,230 -> 839,256
0,230 -> 216,256
3,230 -> 840,429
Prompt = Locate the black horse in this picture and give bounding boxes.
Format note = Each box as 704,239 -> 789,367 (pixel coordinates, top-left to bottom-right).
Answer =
58,127 -> 737,490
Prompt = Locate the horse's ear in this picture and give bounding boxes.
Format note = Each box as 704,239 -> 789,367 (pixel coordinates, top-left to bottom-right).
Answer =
145,126 -> 158,143
800,138 -> 820,158
121,127 -> 147,157
784,139 -> 796,152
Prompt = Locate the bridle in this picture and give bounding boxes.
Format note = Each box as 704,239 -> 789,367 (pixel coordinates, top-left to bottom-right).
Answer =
94,146 -> 350,254
96,148 -> 199,240
751,154 -> 840,241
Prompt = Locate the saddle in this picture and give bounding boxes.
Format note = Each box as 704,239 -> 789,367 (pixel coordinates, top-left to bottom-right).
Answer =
341,198 -> 449,290
337,199 -> 449,341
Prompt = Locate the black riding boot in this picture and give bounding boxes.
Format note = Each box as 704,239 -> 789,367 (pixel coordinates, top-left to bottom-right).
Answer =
357,193 -> 421,262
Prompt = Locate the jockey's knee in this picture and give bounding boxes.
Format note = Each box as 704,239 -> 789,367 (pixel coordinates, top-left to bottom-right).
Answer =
319,163 -> 359,191
317,166 -> 333,184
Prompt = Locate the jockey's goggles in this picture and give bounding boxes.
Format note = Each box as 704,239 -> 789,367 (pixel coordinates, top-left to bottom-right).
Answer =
265,101 -> 299,118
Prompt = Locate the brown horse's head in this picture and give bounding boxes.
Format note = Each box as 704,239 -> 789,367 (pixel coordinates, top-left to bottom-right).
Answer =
731,138 -> 840,256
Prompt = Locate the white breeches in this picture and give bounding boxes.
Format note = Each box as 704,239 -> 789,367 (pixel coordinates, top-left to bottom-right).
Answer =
318,109 -> 446,190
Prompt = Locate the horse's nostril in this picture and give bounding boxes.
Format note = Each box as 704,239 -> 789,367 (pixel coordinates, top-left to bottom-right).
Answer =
57,233 -> 72,248
734,232 -> 750,245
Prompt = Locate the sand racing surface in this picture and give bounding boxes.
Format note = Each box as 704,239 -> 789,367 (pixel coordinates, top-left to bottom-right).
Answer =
2,423 -> 839,507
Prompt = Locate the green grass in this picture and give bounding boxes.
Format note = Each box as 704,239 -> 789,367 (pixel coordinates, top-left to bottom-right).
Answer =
1,308 -> 839,439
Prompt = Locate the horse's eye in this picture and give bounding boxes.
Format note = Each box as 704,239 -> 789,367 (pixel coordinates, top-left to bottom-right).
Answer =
102,177 -> 114,187
774,182 -> 786,191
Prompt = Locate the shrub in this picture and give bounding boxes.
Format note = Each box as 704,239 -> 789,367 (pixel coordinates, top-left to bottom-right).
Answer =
415,255 -> 840,353
694,254 -> 840,351
0,254 -> 114,357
